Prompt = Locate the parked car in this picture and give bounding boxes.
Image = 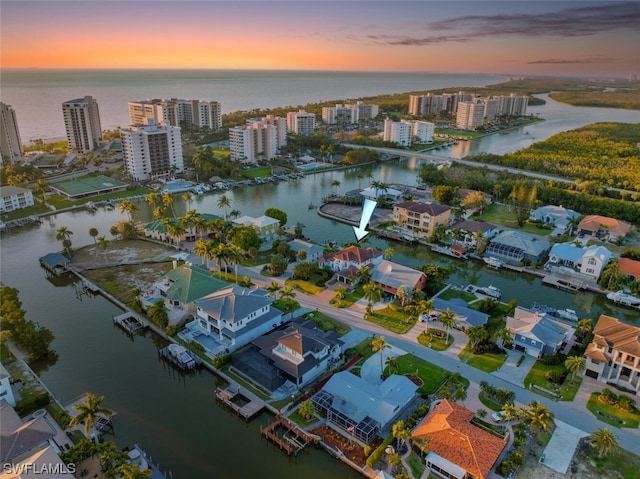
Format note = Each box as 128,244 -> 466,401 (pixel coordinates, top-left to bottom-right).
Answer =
419,313 -> 438,322
492,410 -> 506,422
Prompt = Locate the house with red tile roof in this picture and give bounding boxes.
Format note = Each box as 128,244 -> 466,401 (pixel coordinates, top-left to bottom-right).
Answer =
318,246 -> 383,274
618,257 -> 640,281
584,315 -> 640,395
578,215 -> 632,242
411,400 -> 507,479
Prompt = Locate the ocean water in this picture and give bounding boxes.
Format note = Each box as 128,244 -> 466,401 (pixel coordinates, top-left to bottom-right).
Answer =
0,69 -> 506,142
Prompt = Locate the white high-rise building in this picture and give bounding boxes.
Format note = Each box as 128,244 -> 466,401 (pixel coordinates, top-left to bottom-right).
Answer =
0,103 -> 23,163
346,101 -> 379,121
286,110 -> 316,136
456,101 -> 485,130
483,98 -> 499,122
230,116 -> 286,163
128,99 -> 222,130
120,120 -> 183,182
498,93 -> 528,116
322,105 -> 355,125
411,121 -> 435,144
383,118 -> 412,147
62,96 -> 102,153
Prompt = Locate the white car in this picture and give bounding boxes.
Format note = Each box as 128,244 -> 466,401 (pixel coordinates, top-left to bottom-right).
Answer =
492,411 -> 506,422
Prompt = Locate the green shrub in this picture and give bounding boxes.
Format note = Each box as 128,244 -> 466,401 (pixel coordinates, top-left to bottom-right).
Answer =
540,353 -> 566,366
366,434 -> 394,469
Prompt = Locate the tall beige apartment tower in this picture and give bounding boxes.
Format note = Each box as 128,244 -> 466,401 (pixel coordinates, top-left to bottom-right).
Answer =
0,102 -> 23,163
62,96 -> 102,153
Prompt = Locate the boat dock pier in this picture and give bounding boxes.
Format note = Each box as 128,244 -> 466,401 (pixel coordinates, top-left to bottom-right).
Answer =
542,276 -> 586,291
112,313 -> 147,334
260,415 -> 315,456
215,385 -> 265,420
158,344 -> 202,370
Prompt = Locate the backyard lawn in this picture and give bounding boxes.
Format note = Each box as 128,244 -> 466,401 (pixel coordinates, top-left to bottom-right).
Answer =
586,393 -> 640,429
286,276 -> 326,295
459,346 -> 507,373
523,360 -> 582,401
302,311 -> 351,336
472,203 -> 553,236
437,287 -> 477,303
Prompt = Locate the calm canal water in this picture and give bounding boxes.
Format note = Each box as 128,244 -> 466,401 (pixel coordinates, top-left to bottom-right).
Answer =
1,98 -> 638,477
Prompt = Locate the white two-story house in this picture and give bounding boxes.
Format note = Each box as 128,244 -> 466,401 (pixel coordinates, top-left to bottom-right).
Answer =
193,285 -> 283,352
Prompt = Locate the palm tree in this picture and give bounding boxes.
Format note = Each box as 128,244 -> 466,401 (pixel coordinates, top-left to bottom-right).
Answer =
589,428 -> 620,458
96,235 -> 109,261
163,219 -> 186,249
565,355 -> 586,384
453,386 -> 468,406
371,335 -> 390,378
356,171 -> 364,188
383,247 -> 395,260
145,191 -> 159,208
280,285 -> 297,319
331,179 -> 341,195
385,356 -> 399,375
212,243 -> 230,278
117,463 -> 151,479
392,419 -> 409,451
354,265 -> 372,285
298,400 -> 316,420
501,402 -> 520,423
56,226 -> 73,254
162,192 -> 176,217
217,194 -> 231,219
193,239 -> 214,269
69,393 -> 113,443
182,191 -> 193,209
576,318 -> 593,338
333,285 -> 347,305
88,227 -> 99,245
524,400 -> 554,435
118,199 -> 137,223
438,308 -> 457,344
266,282 -> 282,301
227,244 -> 244,283
363,281 -> 382,317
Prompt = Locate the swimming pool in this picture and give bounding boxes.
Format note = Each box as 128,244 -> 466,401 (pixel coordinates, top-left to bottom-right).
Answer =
297,162 -> 327,171
162,180 -> 194,193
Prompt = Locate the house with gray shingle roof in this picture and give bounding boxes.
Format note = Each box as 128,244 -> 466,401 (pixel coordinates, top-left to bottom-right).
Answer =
506,307 -> 573,358
529,205 -> 580,236
0,400 -> 57,464
546,243 -> 613,281
485,230 -> 550,266
311,371 -> 418,442
447,220 -> 498,248
232,319 -> 343,392
194,285 -> 283,351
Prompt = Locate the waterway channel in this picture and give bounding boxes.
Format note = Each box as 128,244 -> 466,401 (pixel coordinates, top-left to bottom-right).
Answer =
1,97 -> 638,477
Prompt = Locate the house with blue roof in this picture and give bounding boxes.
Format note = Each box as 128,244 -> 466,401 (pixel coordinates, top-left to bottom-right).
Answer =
546,243 -> 613,281
529,205 -> 580,236
431,298 -> 490,327
506,307 -> 573,358
485,230 -> 550,266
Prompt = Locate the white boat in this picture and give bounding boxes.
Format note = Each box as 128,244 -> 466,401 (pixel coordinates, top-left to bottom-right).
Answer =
483,256 -> 504,269
607,290 -> 640,307
465,284 -> 502,300
555,308 -> 579,322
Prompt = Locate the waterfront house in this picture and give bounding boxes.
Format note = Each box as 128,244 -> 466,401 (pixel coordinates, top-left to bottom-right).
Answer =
318,246 -> 383,275
431,298 -> 490,327
578,215 -> 632,242
369,259 -> 427,297
545,243 -> 613,281
0,365 -> 16,407
0,185 -> 34,213
193,285 -> 283,352
411,399 -> 506,479
584,315 -> 640,395
484,230 -> 550,266
447,220 -> 498,248
232,215 -> 280,243
506,307 -> 573,358
529,205 -> 580,236
618,257 -> 640,282
231,319 -> 343,392
393,201 -> 451,239
311,371 -> 418,443
0,400 -> 73,474
288,239 -> 324,263
150,263 -> 227,324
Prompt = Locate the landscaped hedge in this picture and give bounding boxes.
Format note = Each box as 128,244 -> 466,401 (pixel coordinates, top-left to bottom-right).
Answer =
366,434 -> 394,469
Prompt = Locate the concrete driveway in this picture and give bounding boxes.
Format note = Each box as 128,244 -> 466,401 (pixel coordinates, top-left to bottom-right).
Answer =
541,420 -> 589,474
491,349 -> 535,387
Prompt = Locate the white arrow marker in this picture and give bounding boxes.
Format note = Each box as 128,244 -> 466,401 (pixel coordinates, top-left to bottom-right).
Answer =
353,198 -> 377,241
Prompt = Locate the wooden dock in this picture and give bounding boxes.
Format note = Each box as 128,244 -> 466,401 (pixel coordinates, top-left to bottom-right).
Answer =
113,313 -> 147,334
260,416 -> 315,456
215,385 -> 265,420
542,276 -> 586,291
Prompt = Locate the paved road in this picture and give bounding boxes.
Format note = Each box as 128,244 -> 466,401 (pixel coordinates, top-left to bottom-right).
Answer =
236,262 -> 640,455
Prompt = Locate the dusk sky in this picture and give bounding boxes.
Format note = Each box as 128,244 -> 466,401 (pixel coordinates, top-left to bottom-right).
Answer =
1,1 -> 639,76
